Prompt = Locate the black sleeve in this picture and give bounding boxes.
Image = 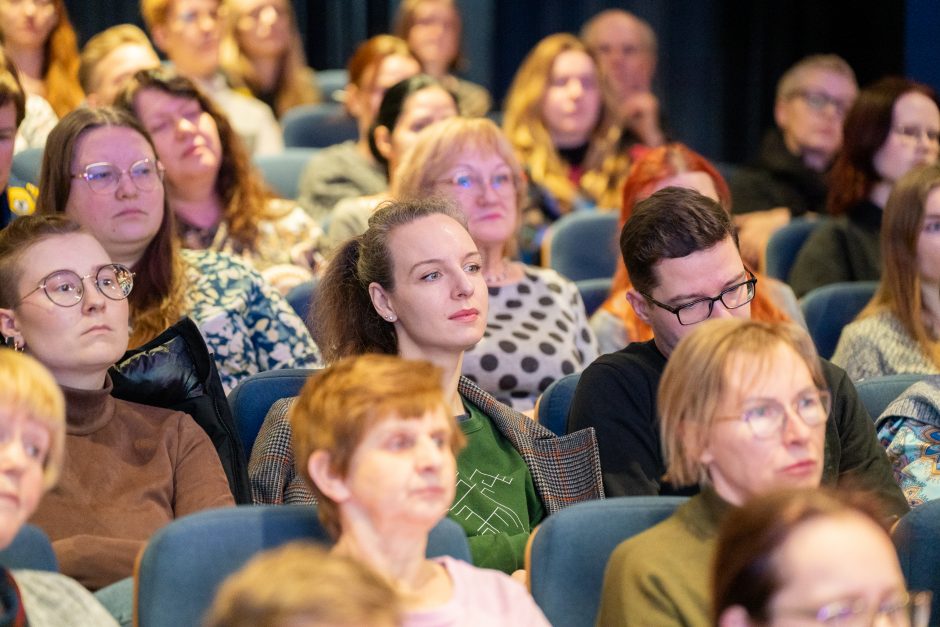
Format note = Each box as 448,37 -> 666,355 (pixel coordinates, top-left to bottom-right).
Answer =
822,359 -> 909,519
566,357 -> 663,496
788,222 -> 851,297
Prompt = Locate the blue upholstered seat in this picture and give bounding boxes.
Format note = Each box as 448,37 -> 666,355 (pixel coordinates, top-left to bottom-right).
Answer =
765,217 -> 820,282
894,498 -> 940,622
253,148 -> 319,199
856,374 -> 931,421
537,373 -> 580,436
227,368 -> 315,457
281,102 -> 358,149
546,211 -> 619,282
800,281 -> 878,360
0,524 -> 57,572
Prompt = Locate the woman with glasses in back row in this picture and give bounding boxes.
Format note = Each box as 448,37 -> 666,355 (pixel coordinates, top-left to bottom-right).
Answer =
0,215 -> 234,592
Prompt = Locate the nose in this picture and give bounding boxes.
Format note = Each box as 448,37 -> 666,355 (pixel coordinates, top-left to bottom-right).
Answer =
0,434 -> 29,475
80,275 -> 108,312
709,299 -> 736,320
781,405 -> 814,444
175,116 -> 196,137
115,169 -> 138,198
453,268 -> 475,299
567,78 -> 584,99
414,436 -> 444,470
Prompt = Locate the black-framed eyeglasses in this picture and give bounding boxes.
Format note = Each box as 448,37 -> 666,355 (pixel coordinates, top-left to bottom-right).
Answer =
17,264 -> 134,308
717,389 -> 831,440
640,272 -> 757,326
790,89 -> 852,116
773,590 -> 932,626
71,159 -> 165,195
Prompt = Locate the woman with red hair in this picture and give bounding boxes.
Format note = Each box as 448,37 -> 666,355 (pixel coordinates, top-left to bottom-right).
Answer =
591,143 -> 800,354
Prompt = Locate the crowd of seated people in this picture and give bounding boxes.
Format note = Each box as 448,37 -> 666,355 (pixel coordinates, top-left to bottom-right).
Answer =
0,4 -> 940,625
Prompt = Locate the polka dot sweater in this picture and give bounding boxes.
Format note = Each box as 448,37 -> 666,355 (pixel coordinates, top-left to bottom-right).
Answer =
462,266 -> 598,411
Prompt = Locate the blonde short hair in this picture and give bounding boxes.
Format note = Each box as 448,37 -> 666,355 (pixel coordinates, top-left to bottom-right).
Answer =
775,54 -> 857,103
0,352 -> 66,489
78,24 -> 155,95
204,541 -> 400,627
659,319 -> 826,487
290,354 -> 465,538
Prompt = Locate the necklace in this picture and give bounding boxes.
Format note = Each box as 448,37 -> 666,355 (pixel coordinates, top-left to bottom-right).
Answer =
484,258 -> 512,285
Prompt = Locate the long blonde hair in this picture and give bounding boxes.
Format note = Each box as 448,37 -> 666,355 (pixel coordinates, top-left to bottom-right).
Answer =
503,33 -> 628,212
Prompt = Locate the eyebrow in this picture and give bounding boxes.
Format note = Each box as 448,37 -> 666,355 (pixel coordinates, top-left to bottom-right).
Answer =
667,269 -> 747,303
409,251 -> 482,274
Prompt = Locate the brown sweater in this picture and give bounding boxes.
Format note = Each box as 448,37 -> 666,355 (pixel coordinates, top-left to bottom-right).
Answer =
29,378 -> 235,590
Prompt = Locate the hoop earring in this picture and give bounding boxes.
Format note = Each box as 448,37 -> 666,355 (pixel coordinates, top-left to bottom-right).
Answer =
3,335 -> 23,352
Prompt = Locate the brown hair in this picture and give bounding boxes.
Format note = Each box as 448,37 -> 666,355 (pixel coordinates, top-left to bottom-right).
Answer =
315,197 -> 466,363
828,77 -> 938,216
290,354 -> 464,538
140,0 -> 176,31
712,488 -> 891,624
35,106 -> 187,347
0,214 -> 82,309
204,541 -> 400,627
117,66 -> 276,253
503,33 -> 627,212
620,186 -> 738,296
0,46 -> 26,127
78,24 -> 155,96
659,319 -> 826,487
860,163 -> 940,367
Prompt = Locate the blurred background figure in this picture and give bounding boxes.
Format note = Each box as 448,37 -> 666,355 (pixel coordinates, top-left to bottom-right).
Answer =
79,24 -> 161,108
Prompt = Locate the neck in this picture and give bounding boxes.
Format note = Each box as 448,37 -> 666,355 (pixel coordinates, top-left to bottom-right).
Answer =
799,148 -> 831,173
248,55 -> 281,92
553,132 -> 590,151
5,45 -> 43,81
169,190 -> 224,230
869,181 -> 892,209
398,344 -> 464,414
422,61 -> 447,79
52,369 -> 109,392
332,518 -> 429,584
107,244 -> 148,269
922,280 -> 940,328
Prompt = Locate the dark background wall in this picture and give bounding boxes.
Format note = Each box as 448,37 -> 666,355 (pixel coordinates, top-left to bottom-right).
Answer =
65,0 -> 935,165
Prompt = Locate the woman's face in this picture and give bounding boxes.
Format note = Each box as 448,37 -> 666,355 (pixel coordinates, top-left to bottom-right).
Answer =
378,86 -> 457,171
351,54 -> 422,129
764,513 -> 908,626
369,213 -> 487,362
64,126 -> 165,263
132,88 -> 223,189
542,49 -> 602,149
0,407 -> 49,550
232,0 -> 290,60
437,149 -> 518,251
0,233 -> 129,388
334,408 -> 457,533
916,186 -> 940,286
0,0 -> 57,52
873,91 -> 940,184
406,0 -> 459,74
698,342 -> 826,506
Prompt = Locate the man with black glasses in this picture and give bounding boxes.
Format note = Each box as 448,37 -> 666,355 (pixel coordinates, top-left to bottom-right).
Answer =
567,187 -> 908,518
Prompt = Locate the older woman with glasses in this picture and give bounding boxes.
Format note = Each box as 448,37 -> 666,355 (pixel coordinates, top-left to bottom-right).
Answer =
0,215 -> 234,591
597,319 -> 831,626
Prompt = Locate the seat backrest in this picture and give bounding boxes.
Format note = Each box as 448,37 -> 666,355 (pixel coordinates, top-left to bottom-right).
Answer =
894,498 -> 940,622
575,277 -> 613,317
765,218 -> 820,282
316,68 -> 349,103
857,374 -> 931,421
281,102 -> 358,148
546,211 -> 619,281
11,147 -> 43,187
253,148 -> 319,199
528,496 -> 687,627
135,504 -> 471,627
227,368 -> 316,457
799,281 -> 878,360
0,524 -> 57,572
537,373 -> 581,436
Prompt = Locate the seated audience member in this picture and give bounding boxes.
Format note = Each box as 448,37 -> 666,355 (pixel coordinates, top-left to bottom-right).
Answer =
790,77 -> 940,297
118,68 -> 322,293
0,352 -> 119,626
731,55 -> 858,267
393,0 -> 490,117
0,45 -> 56,155
713,488 -> 930,627
323,74 -> 458,252
249,199 -> 603,574
834,164 -> 940,380
220,0 -> 321,118
591,143 -> 799,355
140,0 -> 282,155
0,0 -> 82,118
878,375 -> 940,507
205,542 -> 400,627
0,52 -> 37,229
78,24 -> 161,108
0,216 -> 235,590
597,319 -> 830,626
580,9 -> 665,148
292,353 -> 550,625
37,107 -> 322,392
567,187 -> 908,517
395,116 -> 598,411
296,35 -> 420,220
503,33 -> 630,217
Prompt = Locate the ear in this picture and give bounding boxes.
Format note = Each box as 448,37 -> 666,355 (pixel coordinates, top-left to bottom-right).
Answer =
344,83 -> 362,118
625,289 -> 653,325
0,308 -> 21,346
373,125 -> 393,160
150,24 -> 169,54
774,97 -> 788,130
306,450 -> 351,503
368,281 -> 396,322
718,605 -> 755,627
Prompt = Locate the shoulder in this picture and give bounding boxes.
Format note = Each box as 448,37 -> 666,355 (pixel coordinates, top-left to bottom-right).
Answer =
582,342 -> 663,382
436,557 -> 547,621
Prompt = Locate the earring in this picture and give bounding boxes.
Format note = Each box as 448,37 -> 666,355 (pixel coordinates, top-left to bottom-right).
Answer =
385,314 -> 396,322
3,336 -> 22,352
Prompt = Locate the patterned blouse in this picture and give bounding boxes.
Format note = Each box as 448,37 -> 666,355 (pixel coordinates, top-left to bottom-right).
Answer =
181,248 -> 322,392
177,198 -> 324,294
462,265 -> 598,411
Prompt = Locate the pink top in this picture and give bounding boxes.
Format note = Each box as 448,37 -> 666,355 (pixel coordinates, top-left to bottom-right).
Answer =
402,556 -> 550,627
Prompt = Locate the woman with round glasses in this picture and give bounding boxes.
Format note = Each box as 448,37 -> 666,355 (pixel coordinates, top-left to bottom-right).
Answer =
0,215 -> 234,591
597,318 -> 830,626
713,488 -> 930,627
115,66 -> 321,294
37,106 -> 322,392
394,116 -> 597,411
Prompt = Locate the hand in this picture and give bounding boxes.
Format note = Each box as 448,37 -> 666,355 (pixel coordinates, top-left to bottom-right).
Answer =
620,92 -> 664,147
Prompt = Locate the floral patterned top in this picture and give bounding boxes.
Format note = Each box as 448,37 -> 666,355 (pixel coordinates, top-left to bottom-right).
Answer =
181,248 -> 322,392
177,198 -> 324,294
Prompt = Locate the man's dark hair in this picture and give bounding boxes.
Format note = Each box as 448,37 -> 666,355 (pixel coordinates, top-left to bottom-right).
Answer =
620,187 -> 738,295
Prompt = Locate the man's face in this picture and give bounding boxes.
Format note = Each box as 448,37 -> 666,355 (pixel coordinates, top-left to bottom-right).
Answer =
775,69 -> 857,165
584,12 -> 655,99
152,0 -> 223,80
626,236 -> 751,357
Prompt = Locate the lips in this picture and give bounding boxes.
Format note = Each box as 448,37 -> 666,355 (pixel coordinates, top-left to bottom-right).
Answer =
83,324 -> 113,335
780,459 -> 818,477
449,308 -> 479,322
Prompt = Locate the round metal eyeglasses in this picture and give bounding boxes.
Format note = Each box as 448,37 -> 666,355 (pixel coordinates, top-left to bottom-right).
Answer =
17,264 -> 134,307
71,159 -> 165,195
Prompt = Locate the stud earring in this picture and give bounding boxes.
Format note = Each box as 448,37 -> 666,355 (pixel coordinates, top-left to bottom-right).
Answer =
3,335 -> 23,352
